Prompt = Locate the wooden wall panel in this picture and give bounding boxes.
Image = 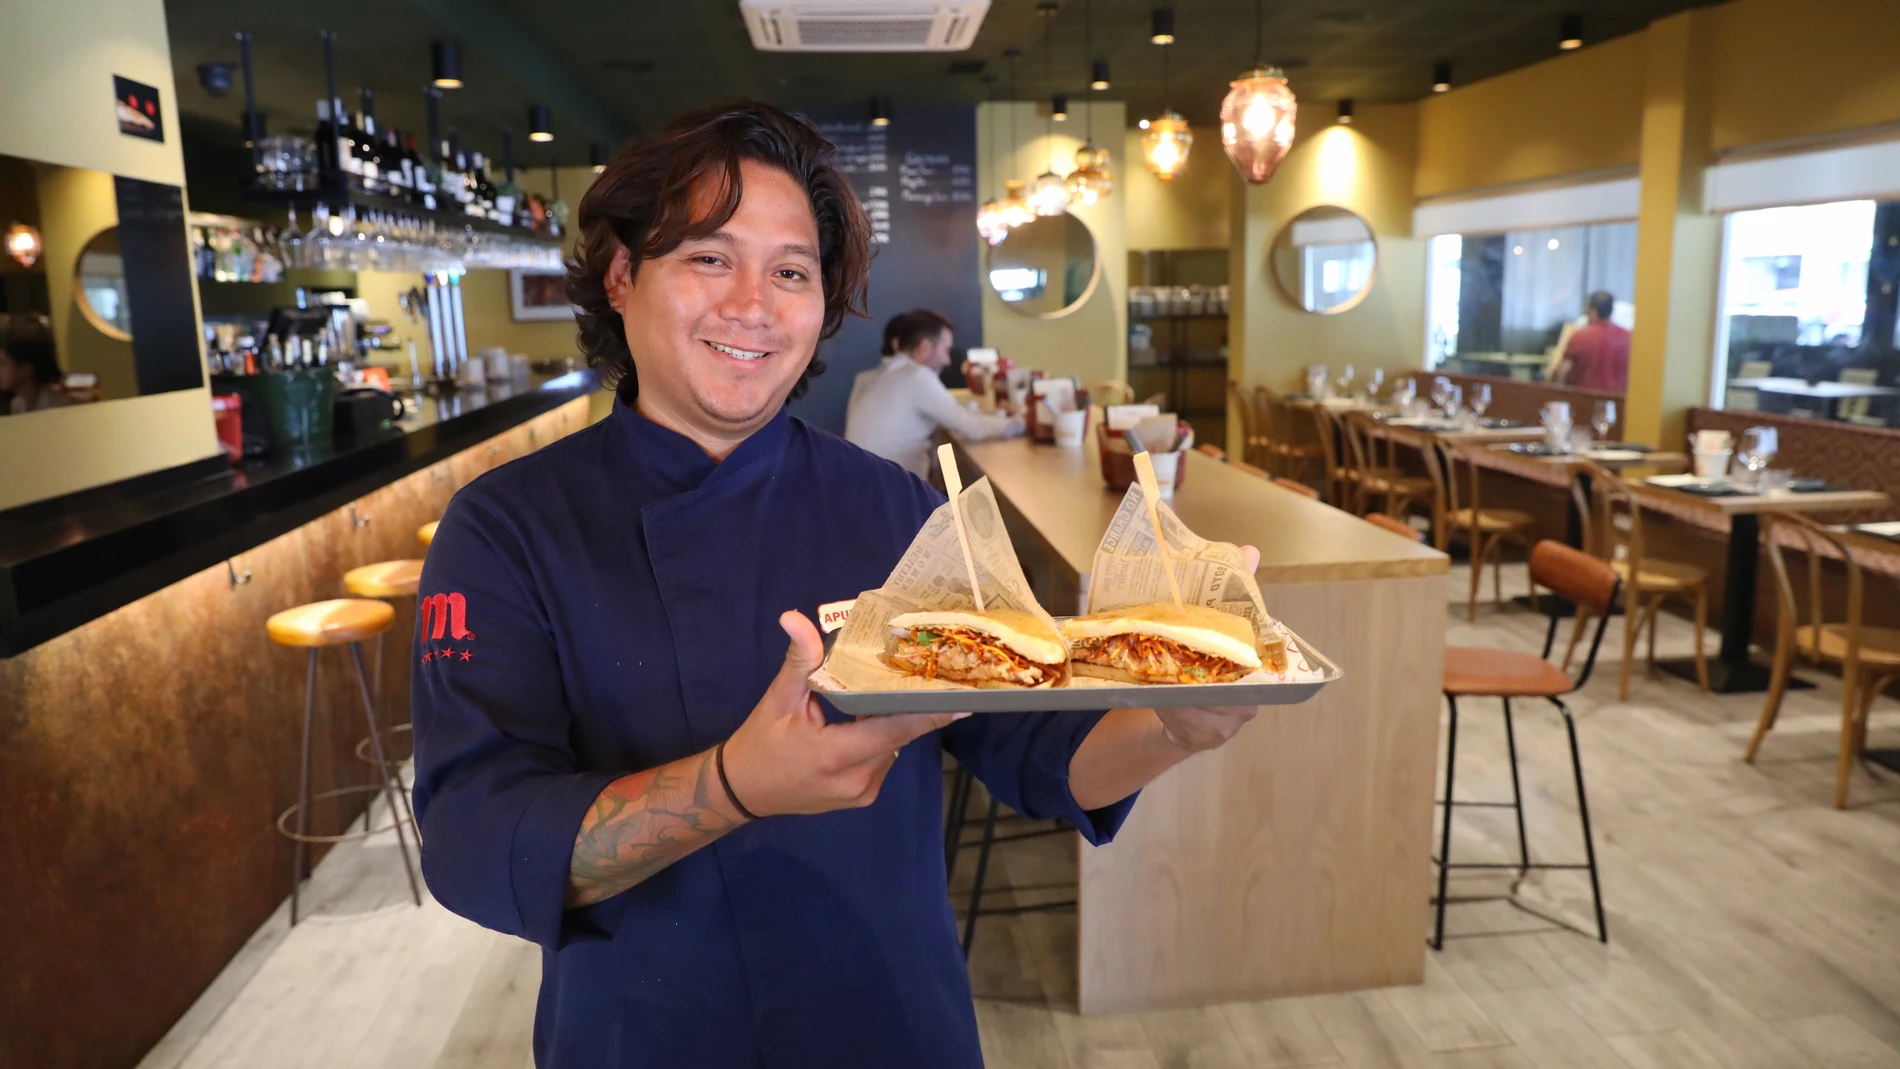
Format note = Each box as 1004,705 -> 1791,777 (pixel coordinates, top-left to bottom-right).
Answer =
0,398 -> 589,1069
1078,574 -> 1445,1014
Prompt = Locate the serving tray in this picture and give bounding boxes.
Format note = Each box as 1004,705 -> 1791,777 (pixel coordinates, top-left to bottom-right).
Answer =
811,623 -> 1341,715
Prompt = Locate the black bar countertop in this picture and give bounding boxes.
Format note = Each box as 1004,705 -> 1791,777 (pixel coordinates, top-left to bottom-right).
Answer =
0,371 -> 596,658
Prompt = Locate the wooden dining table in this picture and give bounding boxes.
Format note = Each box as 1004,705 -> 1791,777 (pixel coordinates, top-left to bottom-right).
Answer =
1631,479 -> 1891,693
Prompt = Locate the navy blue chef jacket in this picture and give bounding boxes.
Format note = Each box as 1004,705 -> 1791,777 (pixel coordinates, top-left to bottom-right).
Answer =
412,391 -> 1136,1069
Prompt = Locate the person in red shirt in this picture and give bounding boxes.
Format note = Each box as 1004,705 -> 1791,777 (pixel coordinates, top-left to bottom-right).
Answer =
1553,291 -> 1630,392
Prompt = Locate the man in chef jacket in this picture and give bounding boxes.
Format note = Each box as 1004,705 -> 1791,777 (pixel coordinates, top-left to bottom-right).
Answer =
411,100 -> 1259,1069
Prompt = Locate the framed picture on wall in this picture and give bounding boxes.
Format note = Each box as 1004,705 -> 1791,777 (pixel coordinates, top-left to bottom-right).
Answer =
509,269 -> 575,322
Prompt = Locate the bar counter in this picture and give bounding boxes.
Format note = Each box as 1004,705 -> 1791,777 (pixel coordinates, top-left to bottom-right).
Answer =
0,375 -> 596,1069
954,438 -> 1449,1014
1,370 -> 598,657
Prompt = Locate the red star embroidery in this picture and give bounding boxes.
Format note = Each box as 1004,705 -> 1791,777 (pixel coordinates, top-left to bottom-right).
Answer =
460,650 -> 473,661
420,651 -> 432,664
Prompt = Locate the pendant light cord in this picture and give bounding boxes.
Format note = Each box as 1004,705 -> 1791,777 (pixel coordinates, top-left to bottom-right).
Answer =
1083,0 -> 1095,145
1163,39 -> 1171,110
1044,15 -> 1057,172
1254,0 -> 1264,68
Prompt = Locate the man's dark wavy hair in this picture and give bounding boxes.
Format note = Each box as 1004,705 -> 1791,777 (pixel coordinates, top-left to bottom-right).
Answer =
566,100 -> 873,400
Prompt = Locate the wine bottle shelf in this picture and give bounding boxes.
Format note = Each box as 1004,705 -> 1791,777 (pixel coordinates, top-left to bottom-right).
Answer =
245,185 -> 562,247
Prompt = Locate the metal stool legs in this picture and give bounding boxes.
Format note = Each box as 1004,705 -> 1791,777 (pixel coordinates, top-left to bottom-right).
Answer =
1432,694 -> 1607,949
349,642 -> 424,910
961,795 -> 1001,959
285,641 -> 422,925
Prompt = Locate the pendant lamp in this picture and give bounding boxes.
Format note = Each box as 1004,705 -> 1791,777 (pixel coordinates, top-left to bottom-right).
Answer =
976,75 -> 1007,244
1219,0 -> 1296,185
1027,5 -> 1073,216
1141,10 -> 1191,182
998,179 -> 1033,229
1066,0 -> 1113,205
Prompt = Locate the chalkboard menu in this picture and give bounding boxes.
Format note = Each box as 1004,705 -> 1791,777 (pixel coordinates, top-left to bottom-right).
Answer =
788,105 -> 981,435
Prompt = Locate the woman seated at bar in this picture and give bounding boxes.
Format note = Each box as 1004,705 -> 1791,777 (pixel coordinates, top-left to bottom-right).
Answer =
0,321 -> 76,415
844,307 -> 1021,477
1551,290 -> 1631,392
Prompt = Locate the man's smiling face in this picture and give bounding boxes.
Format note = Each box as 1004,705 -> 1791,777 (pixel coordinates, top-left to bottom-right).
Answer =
609,159 -> 826,449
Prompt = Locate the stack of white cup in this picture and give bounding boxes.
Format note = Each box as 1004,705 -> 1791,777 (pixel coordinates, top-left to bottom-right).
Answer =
1692,429 -> 1734,479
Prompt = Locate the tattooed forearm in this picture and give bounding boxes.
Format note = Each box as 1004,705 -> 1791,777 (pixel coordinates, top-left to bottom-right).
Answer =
566,749 -> 742,908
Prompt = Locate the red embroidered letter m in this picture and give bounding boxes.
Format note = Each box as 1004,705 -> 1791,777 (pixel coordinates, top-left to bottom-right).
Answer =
420,592 -> 471,640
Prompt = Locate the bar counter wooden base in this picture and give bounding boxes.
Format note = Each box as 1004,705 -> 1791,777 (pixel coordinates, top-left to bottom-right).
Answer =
954,437 -> 1448,1015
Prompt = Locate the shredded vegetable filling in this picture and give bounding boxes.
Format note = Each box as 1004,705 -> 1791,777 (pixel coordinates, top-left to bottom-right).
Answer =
1070,634 -> 1251,684
890,627 -> 1054,687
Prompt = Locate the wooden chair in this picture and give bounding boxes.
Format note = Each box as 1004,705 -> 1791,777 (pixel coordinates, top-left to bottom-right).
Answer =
1421,438 -> 1537,620
1435,540 -> 1617,949
1342,411 -> 1431,517
1233,460 -> 1271,479
1272,476 -> 1319,498
1228,381 -> 1269,468
1263,387 -> 1324,482
1747,512 -> 1900,808
1565,462 -> 1710,699
1367,513 -> 1422,541
1197,443 -> 1226,461
1311,406 -> 1353,507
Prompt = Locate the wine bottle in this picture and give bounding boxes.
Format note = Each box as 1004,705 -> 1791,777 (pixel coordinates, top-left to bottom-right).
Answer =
335,96 -> 363,186
387,127 -> 413,199
315,99 -> 344,186
357,89 -> 383,193
413,134 -> 438,211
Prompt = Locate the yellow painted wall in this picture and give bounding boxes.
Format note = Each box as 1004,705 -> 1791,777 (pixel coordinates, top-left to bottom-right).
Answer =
1415,33 -> 1648,199
35,165 -> 139,400
1124,126 -> 1231,251
1709,0 -> 1900,151
0,0 -> 215,511
1230,104 -> 1425,455
977,101 -> 1128,385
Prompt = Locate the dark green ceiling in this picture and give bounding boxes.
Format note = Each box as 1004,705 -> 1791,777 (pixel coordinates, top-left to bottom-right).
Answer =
164,0 -> 1714,166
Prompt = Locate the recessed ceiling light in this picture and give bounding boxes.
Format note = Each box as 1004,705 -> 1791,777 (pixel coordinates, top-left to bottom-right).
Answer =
1559,13 -> 1583,49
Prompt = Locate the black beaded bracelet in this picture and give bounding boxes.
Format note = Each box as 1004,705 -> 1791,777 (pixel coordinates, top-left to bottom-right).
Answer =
714,741 -> 761,822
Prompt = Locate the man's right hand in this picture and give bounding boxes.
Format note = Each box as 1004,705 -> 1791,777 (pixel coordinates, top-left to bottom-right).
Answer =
720,610 -> 965,818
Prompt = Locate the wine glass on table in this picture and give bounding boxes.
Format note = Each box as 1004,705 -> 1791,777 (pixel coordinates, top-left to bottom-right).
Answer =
1367,367 -> 1386,403
1470,382 -> 1491,423
1591,400 -> 1617,446
1336,364 -> 1357,401
1737,426 -> 1779,489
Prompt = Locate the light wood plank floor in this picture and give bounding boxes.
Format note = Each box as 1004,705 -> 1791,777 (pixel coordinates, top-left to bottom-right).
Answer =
140,564 -> 1900,1069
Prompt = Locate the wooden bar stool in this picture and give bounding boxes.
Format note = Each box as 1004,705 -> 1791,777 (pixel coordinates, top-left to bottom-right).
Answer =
417,521 -> 439,548
1367,513 -> 1422,541
267,598 -> 422,924
1272,475 -> 1319,498
343,559 -> 424,773
1434,541 -> 1619,950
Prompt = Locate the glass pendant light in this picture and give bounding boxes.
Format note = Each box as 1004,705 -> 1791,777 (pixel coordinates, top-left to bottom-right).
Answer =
1066,0 -> 1114,205
1141,13 -> 1191,182
999,179 -> 1033,229
1219,0 -> 1296,185
1027,7 -> 1074,217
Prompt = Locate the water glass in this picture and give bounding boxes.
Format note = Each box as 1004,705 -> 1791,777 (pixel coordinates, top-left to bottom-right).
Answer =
1592,399 -> 1617,444
1470,382 -> 1491,421
1336,365 -> 1357,400
1736,426 -> 1779,488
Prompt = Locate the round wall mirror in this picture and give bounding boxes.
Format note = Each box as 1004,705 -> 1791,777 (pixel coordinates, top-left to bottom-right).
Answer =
1270,206 -> 1378,315
987,214 -> 1101,319
75,227 -> 133,341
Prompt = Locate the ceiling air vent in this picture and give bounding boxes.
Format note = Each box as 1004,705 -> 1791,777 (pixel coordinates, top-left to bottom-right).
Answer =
740,1 -> 991,52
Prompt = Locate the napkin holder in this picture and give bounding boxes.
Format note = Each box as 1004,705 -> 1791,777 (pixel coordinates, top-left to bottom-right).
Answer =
1097,423 -> 1190,492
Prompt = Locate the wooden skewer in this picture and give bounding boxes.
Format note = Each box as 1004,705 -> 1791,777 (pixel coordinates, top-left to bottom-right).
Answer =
937,442 -> 986,613
1132,450 -> 1185,610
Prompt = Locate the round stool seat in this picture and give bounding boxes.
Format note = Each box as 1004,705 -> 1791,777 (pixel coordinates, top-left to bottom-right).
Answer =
267,599 -> 395,647
344,559 -> 425,599
418,521 -> 439,547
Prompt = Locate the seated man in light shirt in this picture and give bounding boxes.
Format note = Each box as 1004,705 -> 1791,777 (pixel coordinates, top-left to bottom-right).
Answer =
844,308 -> 1022,477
